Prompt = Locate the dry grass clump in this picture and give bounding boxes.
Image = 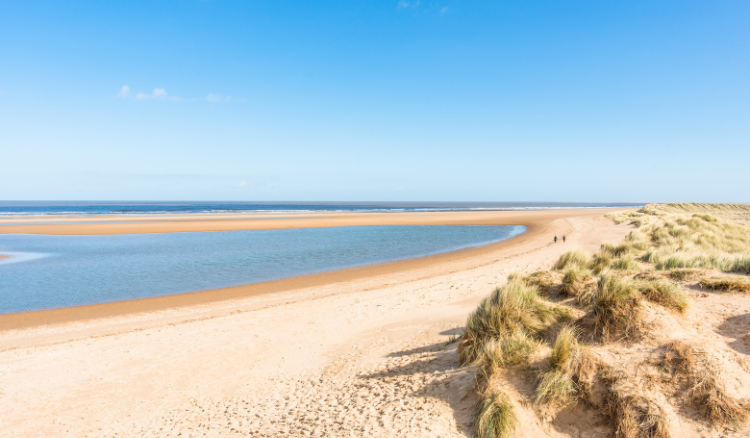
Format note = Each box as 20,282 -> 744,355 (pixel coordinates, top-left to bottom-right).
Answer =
554,250 -> 590,270
522,270 -> 564,294
535,326 -> 581,405
605,378 -> 671,438
659,341 -> 750,425
575,356 -> 671,438
667,269 -> 703,281
592,275 -> 642,341
699,276 -> 750,292
560,265 -> 594,297
589,252 -> 612,274
481,331 -> 538,372
474,388 -> 517,438
732,256 -> 750,274
637,279 -> 689,313
459,278 -> 571,365
611,256 -> 640,271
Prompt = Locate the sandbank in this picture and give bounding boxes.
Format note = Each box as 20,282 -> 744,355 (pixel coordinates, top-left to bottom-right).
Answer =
0,209 -> 621,331
1,209 -> 615,235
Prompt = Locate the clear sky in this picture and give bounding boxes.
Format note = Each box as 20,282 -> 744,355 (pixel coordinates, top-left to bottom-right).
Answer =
1,1 -> 748,202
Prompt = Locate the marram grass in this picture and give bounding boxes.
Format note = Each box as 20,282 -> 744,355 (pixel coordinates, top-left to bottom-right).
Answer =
535,326 -> 580,405
459,278 -> 571,365
474,389 -> 517,438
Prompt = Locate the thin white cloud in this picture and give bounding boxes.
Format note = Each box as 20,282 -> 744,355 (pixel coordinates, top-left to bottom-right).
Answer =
136,88 -> 168,100
205,93 -> 231,103
440,6 -> 449,14
117,86 -> 241,103
117,85 -> 131,98
397,0 -> 420,9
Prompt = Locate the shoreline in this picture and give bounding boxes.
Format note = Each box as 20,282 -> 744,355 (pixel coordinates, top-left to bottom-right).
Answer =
0,208 -> 625,331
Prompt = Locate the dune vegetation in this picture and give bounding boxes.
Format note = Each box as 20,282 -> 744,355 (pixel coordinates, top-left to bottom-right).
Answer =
459,203 -> 750,438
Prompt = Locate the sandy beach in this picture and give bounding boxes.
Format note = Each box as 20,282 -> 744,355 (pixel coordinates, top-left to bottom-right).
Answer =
0,209 -> 632,437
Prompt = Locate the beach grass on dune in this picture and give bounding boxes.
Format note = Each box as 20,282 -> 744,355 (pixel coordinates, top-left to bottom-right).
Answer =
461,203 -> 750,438
699,276 -> 750,292
592,275 -> 642,341
660,341 -> 750,425
459,278 -> 572,365
474,389 -> 517,438
535,325 -> 580,406
554,250 -> 589,271
637,278 -> 689,313
605,377 -> 671,438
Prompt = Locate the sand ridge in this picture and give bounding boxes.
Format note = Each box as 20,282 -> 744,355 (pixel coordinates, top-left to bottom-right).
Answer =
0,211 -> 632,437
0,209 -> 617,235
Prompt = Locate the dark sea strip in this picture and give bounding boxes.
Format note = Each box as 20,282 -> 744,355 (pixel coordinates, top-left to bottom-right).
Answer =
0,201 -> 645,216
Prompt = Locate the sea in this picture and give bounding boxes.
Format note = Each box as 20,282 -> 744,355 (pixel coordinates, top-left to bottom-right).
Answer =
0,225 -> 524,314
0,201 -> 643,216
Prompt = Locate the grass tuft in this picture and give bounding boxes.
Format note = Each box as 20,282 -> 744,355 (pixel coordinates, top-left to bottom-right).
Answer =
589,252 -> 612,274
554,250 -> 590,270
637,278 -> 689,313
667,269 -> 701,281
560,265 -> 593,297
523,270 -> 564,295
611,256 -> 640,271
474,389 -> 517,438
482,331 -> 537,372
592,275 -> 642,341
607,378 -> 671,438
459,278 -> 571,365
660,341 -> 750,425
731,256 -> 750,274
699,277 -> 750,292
535,326 -> 580,405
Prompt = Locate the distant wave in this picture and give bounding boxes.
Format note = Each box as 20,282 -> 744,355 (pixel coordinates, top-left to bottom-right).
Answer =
0,202 -> 645,216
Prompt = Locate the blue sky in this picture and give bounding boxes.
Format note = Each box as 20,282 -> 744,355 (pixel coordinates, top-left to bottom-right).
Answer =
1,1 -> 748,202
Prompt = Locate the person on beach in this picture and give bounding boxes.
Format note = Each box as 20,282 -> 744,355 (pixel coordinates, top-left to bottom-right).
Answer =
563,235 -> 566,242
554,236 -> 557,243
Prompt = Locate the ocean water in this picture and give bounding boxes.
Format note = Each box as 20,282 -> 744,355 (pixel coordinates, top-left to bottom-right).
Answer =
0,201 -> 643,215
0,225 -> 524,314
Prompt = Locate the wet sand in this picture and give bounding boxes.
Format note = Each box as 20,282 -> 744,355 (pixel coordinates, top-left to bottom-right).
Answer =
0,209 -> 618,331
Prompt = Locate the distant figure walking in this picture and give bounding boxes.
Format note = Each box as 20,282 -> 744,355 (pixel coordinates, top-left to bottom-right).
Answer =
554,236 -> 558,243
563,236 -> 566,243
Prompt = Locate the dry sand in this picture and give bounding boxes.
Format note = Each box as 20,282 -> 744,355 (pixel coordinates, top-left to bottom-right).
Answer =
0,210 -> 630,437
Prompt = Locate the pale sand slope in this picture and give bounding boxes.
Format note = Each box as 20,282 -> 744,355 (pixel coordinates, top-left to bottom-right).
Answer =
0,215 -> 628,438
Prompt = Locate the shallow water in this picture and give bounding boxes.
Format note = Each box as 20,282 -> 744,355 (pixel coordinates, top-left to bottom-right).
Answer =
0,225 -> 524,314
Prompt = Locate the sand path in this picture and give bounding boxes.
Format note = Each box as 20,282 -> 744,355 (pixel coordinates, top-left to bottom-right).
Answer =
0,213 -> 630,437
